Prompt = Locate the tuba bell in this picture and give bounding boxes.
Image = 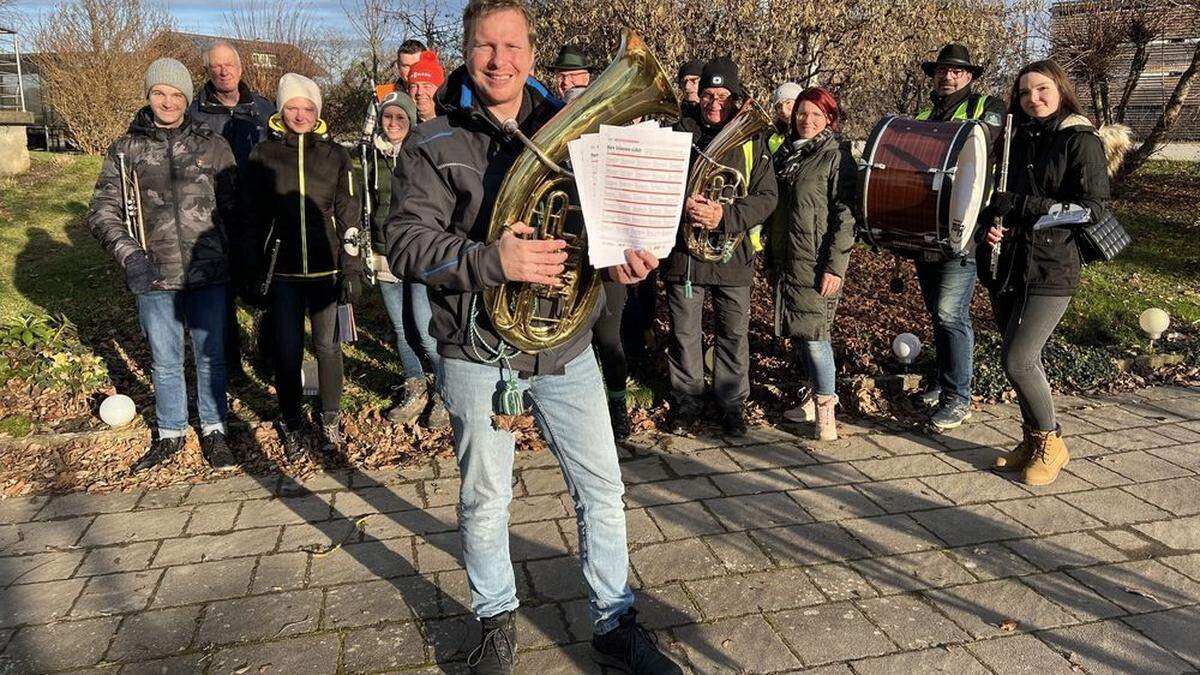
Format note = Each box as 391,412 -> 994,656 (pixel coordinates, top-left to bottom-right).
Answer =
683,99 -> 772,263
484,30 -> 679,354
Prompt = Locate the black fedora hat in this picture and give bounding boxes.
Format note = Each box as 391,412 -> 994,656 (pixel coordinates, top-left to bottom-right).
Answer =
547,44 -> 593,71
921,43 -> 984,77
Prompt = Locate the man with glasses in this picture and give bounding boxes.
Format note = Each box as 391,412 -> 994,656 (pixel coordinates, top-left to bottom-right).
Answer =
909,43 -> 1005,430
662,57 -> 778,437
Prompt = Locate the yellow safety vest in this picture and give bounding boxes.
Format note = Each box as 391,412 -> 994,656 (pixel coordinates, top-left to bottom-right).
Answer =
740,140 -> 766,253
916,94 -> 990,122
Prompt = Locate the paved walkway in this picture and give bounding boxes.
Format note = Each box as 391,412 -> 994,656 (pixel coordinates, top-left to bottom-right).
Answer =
2,386 -> 1199,674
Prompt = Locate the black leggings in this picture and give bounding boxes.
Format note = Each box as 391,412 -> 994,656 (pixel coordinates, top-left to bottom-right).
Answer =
991,292 -> 1071,431
271,277 -> 343,424
593,281 -> 628,398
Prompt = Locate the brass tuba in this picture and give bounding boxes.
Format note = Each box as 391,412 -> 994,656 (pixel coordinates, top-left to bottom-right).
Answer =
484,30 -> 679,354
683,99 -> 772,262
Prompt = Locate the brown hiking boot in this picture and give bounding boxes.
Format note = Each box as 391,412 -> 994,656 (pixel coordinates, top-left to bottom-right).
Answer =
814,394 -> 838,441
992,426 -> 1033,472
1022,427 -> 1069,486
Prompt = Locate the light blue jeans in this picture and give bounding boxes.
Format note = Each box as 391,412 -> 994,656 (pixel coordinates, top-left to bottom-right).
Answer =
915,256 -> 977,404
135,284 -> 228,438
378,279 -> 439,379
439,349 -> 634,634
798,340 -> 836,396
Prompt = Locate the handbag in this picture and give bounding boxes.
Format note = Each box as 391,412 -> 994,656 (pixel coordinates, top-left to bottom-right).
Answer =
1077,207 -> 1131,263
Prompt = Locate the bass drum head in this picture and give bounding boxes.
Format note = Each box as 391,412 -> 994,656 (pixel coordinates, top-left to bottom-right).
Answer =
946,124 -> 988,255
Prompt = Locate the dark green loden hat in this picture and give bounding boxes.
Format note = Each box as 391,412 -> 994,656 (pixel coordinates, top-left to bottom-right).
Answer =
547,44 -> 593,71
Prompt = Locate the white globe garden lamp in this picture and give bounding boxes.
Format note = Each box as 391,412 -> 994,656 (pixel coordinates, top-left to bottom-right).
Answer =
99,394 -> 136,428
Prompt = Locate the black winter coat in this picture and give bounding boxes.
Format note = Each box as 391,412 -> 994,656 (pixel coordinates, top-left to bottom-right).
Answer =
243,116 -> 361,280
767,131 -> 857,341
188,81 -> 276,167
978,113 -> 1110,297
87,108 -> 241,292
661,110 -> 779,287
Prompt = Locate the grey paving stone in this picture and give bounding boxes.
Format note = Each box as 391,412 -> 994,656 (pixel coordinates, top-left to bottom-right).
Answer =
1158,552 -> 1200,581
806,435 -> 891,462
514,603 -> 572,648
134,484 -> 191,510
151,526 -> 279,566
1061,458 -> 1134,487
511,495 -> 571,524
0,616 -> 119,672
1058,487 -> 1171,526
619,457 -> 672,484
185,501 -> 240,534
646,501 -> 727,539
805,563 -> 877,602
278,518 -> 363,552
703,532 -> 775,573
1134,514 -> 1200,549
724,443 -> 815,470
425,614 -> 477,663
937,447 -> 1005,472
789,461 -> 871,488
909,504 -> 1035,546
526,556 -> 588,601
855,593 -> 969,649
74,541 -> 158,577
1091,528 -> 1158,554
78,508 -> 190,546
851,454 -> 958,481
72,568 -> 163,617
1019,571 -> 1126,621
838,514 -> 944,555
1004,532 -> 1127,571
414,531 -> 464,573
1092,450 -> 1192,482
686,567 -> 824,619
421,478 -> 461,508
925,578 -> 1078,638
749,522 -> 872,566
0,515 -> 92,555
520,467 -> 568,495
0,578 -> 85,628
1075,407 -> 1159,431
151,557 -> 255,607
855,478 -> 953,513
850,645 -> 989,675
661,448 -> 742,476
1153,423 -> 1200,444
249,551 -> 309,594
624,507 -> 667,546
1067,559 -> 1200,613
233,494 -> 333,528
870,431 -> 950,455
509,521 -> 570,561
624,477 -> 722,506
1122,476 -> 1200,516
947,543 -> 1038,580
965,633 -> 1080,674
919,471 -> 1031,504
1123,605 -> 1200,667
998,496 -> 1104,535
850,551 -> 976,595
306,538 -> 417,586
709,469 -> 800,497
935,424 -> 1020,451
183,475 -> 279,504
104,605 -> 201,662
787,485 -> 884,521
36,490 -> 142,520
0,549 -> 84,585
703,492 -> 812,531
674,614 -> 801,673
1146,396 -> 1200,420
196,588 -> 321,645
630,539 -> 723,586
771,602 -> 895,666
0,495 -> 47,523
1037,619 -> 1193,674
342,620 -> 428,670
1145,442 -> 1200,473
204,632 -> 340,674
324,576 -> 438,627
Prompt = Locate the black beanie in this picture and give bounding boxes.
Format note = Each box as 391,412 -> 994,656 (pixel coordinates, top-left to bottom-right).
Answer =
676,59 -> 703,82
699,57 -> 741,96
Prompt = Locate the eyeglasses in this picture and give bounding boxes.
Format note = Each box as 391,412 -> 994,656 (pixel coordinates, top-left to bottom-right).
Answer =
699,92 -> 732,104
934,66 -> 968,77
795,111 -> 827,121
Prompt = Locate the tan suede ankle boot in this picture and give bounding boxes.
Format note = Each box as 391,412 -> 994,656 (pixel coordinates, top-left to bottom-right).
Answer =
814,395 -> 838,441
1022,427 -> 1069,486
992,426 -> 1034,472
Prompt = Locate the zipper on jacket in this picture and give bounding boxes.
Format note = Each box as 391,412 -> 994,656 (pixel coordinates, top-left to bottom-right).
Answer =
299,133 -> 308,276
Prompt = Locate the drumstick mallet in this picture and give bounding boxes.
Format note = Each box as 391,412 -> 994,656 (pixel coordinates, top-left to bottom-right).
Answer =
988,114 -> 1014,278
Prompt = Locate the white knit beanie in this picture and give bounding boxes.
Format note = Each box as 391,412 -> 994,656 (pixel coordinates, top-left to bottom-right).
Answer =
277,73 -> 323,119
144,57 -> 194,105
771,82 -> 803,108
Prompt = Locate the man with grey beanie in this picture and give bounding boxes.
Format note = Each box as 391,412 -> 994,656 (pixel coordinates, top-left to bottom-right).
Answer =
87,57 -> 244,473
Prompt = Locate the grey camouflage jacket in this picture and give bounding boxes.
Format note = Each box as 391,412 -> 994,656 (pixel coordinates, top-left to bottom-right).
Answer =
87,108 -> 242,291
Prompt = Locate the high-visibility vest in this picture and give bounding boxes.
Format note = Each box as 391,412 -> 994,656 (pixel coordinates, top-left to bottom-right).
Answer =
740,140 -> 767,252
915,93 -> 990,122
768,132 -> 785,155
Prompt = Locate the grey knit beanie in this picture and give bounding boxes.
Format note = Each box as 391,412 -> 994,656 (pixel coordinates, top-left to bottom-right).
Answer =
144,57 -> 194,105
378,89 -> 418,128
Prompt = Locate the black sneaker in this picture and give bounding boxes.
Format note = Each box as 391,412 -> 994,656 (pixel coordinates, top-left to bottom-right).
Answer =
319,412 -> 344,452
200,431 -> 237,468
609,398 -> 631,441
722,406 -> 748,438
592,608 -> 683,674
130,436 -> 185,473
278,420 -> 306,462
669,397 -> 701,435
466,610 -> 516,675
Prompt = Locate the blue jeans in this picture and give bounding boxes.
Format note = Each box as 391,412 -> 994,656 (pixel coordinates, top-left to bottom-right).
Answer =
135,284 -> 228,438
379,280 -> 439,379
798,340 -> 836,396
915,257 -> 976,404
439,350 -> 634,634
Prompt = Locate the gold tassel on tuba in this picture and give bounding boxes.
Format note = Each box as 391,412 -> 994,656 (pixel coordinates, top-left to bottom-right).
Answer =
483,30 -> 679,354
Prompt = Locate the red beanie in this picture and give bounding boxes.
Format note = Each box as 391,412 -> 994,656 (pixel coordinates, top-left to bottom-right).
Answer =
408,51 -> 445,88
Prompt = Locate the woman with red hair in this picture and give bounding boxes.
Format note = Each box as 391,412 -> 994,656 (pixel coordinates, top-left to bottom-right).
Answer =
767,86 -> 857,440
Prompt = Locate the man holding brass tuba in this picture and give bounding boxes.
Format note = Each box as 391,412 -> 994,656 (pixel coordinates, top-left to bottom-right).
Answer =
385,2 -> 682,673
662,58 -> 778,438
86,58 -> 242,472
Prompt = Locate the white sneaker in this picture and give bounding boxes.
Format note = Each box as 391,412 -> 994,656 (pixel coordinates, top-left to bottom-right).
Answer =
783,395 -> 816,423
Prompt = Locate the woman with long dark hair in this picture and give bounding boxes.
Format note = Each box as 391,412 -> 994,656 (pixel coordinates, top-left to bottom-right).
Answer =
982,60 -> 1117,486
768,86 -> 857,441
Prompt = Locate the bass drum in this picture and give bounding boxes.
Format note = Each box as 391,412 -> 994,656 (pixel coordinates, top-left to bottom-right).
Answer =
859,115 -> 990,258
